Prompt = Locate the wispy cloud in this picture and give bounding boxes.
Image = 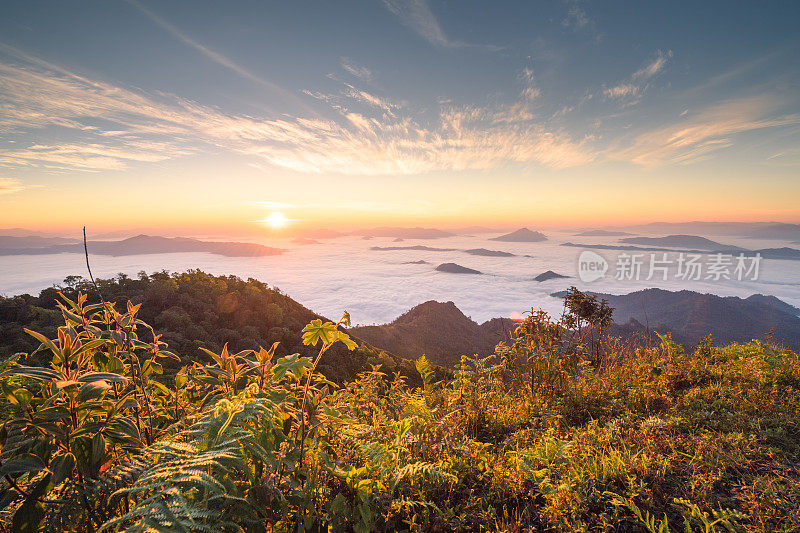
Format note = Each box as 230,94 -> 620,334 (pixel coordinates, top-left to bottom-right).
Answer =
3,49 -> 789,177
0,176 -> 24,195
0,143 -> 182,171
603,50 -> 672,104
607,95 -> 800,166
603,83 -> 639,100
519,67 -> 540,101
340,57 -> 374,83
382,0 -> 502,51
254,199 -> 437,215
562,2 -> 603,43
0,52 -> 593,174
123,0 -> 316,116
562,5 -> 590,29
633,50 -> 672,81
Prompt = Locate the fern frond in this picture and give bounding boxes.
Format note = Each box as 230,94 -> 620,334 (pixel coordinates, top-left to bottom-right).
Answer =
99,393 -> 275,532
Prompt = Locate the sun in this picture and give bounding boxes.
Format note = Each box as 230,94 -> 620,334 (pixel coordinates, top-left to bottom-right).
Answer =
261,211 -> 289,229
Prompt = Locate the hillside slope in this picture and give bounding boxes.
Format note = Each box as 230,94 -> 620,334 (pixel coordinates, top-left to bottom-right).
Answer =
0,270 -> 418,383
351,301 -> 515,367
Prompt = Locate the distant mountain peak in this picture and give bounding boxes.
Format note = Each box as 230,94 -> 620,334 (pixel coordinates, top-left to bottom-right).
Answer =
352,300 -> 513,366
534,270 -> 569,282
396,300 -> 469,324
435,263 -> 482,274
490,228 -> 547,242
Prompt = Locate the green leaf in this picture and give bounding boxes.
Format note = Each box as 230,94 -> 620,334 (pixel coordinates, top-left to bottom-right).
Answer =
302,319 -> 339,346
105,417 -> 140,443
71,339 -> 107,358
271,353 -> 312,381
151,381 -> 172,397
141,359 -> 162,377
76,380 -> 111,402
0,454 -> 45,476
6,388 -> 33,408
1,366 -> 60,382
11,499 -> 44,533
106,355 -> 125,374
35,406 -> 70,422
23,329 -> 60,358
338,332 -> 357,351
199,346 -> 229,367
71,437 -> 92,475
175,370 -> 188,389
92,433 -> 106,466
49,453 -> 76,485
11,473 -> 51,533
60,308 -> 83,325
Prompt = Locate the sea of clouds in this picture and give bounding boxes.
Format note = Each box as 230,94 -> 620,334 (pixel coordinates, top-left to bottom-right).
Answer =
1,231 -> 799,325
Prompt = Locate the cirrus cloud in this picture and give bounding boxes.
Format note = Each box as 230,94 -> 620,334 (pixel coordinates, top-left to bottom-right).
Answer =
0,176 -> 24,194
1,49 -> 795,177
0,53 -> 594,174
606,95 -> 800,166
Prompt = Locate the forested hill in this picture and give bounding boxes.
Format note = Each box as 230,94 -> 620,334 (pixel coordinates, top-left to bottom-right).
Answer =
351,301 -> 515,367
551,288 -> 800,350
0,270 -> 418,383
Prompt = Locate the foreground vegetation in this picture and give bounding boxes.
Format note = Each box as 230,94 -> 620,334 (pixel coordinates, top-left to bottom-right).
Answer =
0,286 -> 799,532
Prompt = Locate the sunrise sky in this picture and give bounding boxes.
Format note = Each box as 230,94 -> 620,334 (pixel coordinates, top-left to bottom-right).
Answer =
1,0 -> 799,236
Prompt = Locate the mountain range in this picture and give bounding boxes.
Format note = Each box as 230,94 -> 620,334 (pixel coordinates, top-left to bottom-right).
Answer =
562,242 -> 800,260
619,234 -> 744,250
626,222 -> 800,240
551,288 -> 800,349
0,235 -> 285,257
353,289 -> 800,365
3,268 -> 800,373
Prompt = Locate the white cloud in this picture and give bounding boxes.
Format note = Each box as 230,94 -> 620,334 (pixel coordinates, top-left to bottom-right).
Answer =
607,95 -> 800,167
340,57 -> 374,83
520,67 -> 540,101
633,50 -> 673,80
562,5 -> 590,29
561,3 -> 603,43
603,83 -> 640,100
603,50 -> 672,103
382,0 -> 503,51
0,53 -> 594,175
4,49 -> 785,176
343,85 -> 400,114
0,143 -> 183,171
0,177 -> 24,194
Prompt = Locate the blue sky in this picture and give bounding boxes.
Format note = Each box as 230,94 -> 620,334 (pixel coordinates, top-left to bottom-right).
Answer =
1,0 -> 799,232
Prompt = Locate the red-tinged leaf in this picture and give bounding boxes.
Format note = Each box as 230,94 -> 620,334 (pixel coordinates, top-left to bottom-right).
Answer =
1,366 -> 60,382
78,372 -> 128,383
24,329 -> 60,358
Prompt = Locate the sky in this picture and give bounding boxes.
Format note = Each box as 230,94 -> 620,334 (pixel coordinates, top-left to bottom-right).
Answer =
1,0 -> 799,236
